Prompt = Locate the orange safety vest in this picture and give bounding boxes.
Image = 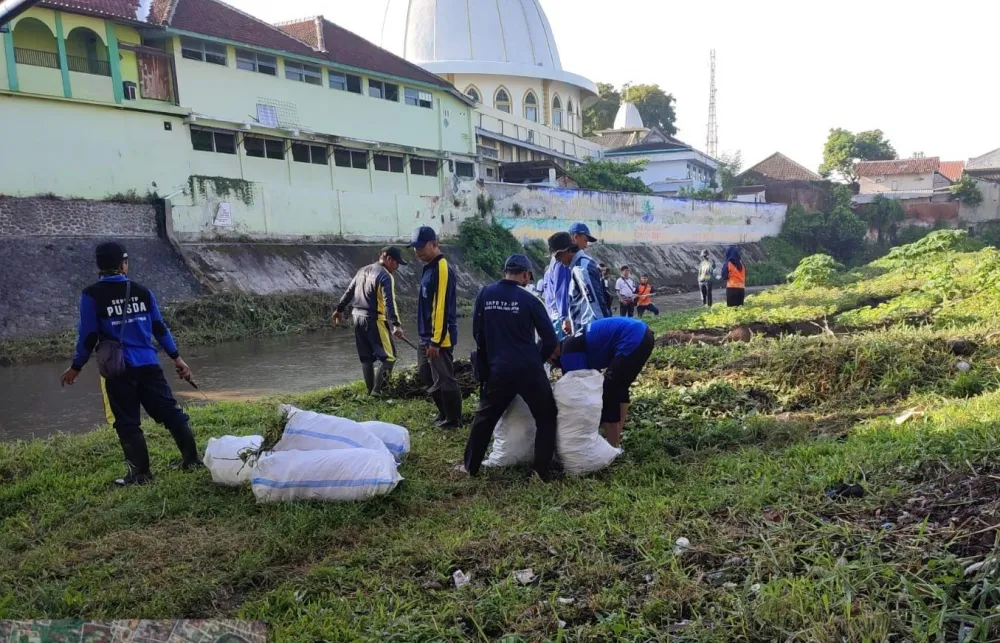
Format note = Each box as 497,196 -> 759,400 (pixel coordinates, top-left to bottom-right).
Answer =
636,283 -> 653,306
727,262 -> 746,289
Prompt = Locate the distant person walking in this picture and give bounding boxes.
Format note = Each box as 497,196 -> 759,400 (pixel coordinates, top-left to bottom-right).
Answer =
615,265 -> 638,317
635,274 -> 659,317
599,263 -> 614,313
720,246 -> 746,307
697,250 -> 717,307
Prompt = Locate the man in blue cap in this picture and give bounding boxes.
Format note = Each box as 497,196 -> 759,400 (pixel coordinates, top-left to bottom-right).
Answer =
539,222 -> 599,337
463,254 -> 560,480
547,231 -> 611,334
409,225 -> 462,428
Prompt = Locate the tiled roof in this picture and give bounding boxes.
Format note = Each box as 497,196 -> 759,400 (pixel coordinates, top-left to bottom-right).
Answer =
39,0 -> 145,22
968,147 -> 1000,172
739,152 -> 822,182
169,0 -> 318,57
586,131 -> 645,150
937,161 -> 965,182
855,157 -> 940,177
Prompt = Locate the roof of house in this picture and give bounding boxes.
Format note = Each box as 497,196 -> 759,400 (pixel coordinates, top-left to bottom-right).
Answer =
588,127 -> 690,154
937,161 -> 966,182
39,0 -> 150,23
855,157 -> 941,177
739,152 -> 822,182
585,130 -> 645,150
968,147 -> 1000,172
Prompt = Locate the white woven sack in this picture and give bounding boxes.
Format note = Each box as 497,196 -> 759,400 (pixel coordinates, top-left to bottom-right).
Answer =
275,405 -> 393,459
359,420 -> 411,460
252,448 -> 402,503
204,435 -> 263,486
484,396 -> 537,467
554,370 -> 622,475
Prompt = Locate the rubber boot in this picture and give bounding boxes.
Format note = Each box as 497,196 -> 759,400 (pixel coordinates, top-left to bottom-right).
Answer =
361,362 -> 376,395
167,420 -> 203,470
431,390 -> 446,423
372,361 -> 394,396
437,390 -> 464,430
114,433 -> 153,486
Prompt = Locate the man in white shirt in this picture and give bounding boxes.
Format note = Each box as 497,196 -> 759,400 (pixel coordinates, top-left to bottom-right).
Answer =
615,265 -> 638,317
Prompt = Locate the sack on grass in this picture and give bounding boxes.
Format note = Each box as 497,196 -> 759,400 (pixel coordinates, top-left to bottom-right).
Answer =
251,448 -> 403,503
484,396 -> 537,468
275,405 -> 393,459
359,420 -> 411,460
204,435 -> 263,486
554,370 -> 622,476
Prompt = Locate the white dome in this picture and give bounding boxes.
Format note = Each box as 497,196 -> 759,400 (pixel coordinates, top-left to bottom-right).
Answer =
614,102 -> 644,129
380,0 -> 597,97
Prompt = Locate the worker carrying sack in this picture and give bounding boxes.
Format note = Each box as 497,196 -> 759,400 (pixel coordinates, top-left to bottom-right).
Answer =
275,405 -> 393,459
204,435 -> 263,486
554,370 -> 623,475
484,396 -> 537,468
360,420 -> 411,461
251,448 -> 403,503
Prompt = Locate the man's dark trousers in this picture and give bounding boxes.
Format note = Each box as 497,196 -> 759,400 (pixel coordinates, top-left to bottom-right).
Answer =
464,366 -> 557,477
103,365 -> 191,439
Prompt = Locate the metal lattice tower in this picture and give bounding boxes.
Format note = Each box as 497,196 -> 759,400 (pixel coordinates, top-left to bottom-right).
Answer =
706,49 -> 718,158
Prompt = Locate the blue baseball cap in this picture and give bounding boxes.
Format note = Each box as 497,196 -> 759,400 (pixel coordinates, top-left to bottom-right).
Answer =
569,222 -> 597,242
503,254 -> 532,273
409,226 -> 438,248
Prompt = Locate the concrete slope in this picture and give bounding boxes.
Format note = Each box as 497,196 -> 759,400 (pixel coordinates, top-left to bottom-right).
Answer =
584,243 -> 766,292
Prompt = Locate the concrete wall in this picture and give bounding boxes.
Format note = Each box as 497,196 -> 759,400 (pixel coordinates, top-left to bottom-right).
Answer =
587,242 -> 768,292
959,179 -> 1000,224
0,196 -> 159,237
860,172 -> 935,194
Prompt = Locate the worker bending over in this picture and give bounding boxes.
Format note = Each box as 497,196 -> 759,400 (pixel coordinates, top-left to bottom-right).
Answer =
465,255 -> 560,480
410,226 -> 462,429
557,317 -> 654,448
334,246 -> 408,395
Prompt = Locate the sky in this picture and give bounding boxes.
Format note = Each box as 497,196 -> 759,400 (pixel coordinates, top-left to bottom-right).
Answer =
232,0 -> 1000,172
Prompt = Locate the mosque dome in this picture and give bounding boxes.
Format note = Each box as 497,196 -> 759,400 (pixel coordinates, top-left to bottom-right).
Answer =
613,102 -> 644,129
379,0 -> 597,97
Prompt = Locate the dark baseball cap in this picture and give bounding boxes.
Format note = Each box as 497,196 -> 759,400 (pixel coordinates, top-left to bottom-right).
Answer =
409,226 -> 438,248
547,231 -> 578,255
504,254 -> 531,273
569,222 -> 597,242
381,246 -> 407,265
95,241 -> 128,271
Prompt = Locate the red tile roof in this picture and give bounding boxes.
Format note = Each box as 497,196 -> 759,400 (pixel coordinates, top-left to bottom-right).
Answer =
739,152 -> 822,182
856,157 -> 940,177
937,161 -> 965,182
39,0 -> 144,23
169,0 -> 318,57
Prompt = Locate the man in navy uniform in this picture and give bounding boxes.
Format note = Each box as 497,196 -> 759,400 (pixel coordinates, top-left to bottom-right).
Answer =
463,254 -> 560,480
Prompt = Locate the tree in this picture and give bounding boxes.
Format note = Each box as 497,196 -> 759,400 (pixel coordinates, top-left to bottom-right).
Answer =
717,151 -> 743,194
583,83 -> 620,135
622,84 -> 677,135
951,175 -> 984,207
780,202 -> 867,262
568,159 -> 651,194
862,195 -> 905,245
819,128 -> 897,184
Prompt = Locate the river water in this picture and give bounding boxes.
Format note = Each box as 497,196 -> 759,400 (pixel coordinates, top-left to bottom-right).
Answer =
0,287 -> 741,441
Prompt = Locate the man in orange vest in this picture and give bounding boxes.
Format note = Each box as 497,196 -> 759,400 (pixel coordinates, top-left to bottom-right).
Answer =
635,274 -> 659,317
720,245 -> 746,307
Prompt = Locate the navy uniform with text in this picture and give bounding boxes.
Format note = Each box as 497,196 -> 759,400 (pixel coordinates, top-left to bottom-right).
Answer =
464,254 -> 560,479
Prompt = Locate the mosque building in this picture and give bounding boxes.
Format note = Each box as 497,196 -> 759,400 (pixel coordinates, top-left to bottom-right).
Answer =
379,0 -> 604,180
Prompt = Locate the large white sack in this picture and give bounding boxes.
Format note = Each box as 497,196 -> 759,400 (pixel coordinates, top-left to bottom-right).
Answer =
359,421 -> 411,460
204,435 -> 263,486
251,448 -> 403,503
554,370 -> 623,475
275,405 -> 393,458
484,396 -> 537,467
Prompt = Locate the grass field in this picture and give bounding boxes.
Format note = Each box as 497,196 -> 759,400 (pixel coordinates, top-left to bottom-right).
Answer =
3,231 -> 1000,641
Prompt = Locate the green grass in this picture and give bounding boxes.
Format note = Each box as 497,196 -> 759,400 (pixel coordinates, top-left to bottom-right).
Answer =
4,230 -> 1000,640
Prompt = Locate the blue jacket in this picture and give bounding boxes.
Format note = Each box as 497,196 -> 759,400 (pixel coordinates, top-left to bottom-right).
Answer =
561,317 -> 649,372
566,250 -> 611,331
417,254 -> 458,348
72,275 -> 179,371
540,256 -> 569,322
473,279 -> 558,377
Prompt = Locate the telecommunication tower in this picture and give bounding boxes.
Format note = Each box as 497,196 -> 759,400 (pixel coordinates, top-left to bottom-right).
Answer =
706,49 -> 718,158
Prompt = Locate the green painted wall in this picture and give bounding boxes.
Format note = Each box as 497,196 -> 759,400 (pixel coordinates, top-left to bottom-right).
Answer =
12,18 -> 57,52
68,70 -> 113,102
0,30 -> 10,90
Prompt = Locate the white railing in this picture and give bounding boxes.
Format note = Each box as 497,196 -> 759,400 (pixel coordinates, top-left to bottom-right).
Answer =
476,109 -> 603,161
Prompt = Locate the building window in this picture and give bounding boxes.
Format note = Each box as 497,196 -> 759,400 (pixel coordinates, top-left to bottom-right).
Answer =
235,49 -> 276,76
292,143 -> 329,165
329,71 -> 362,93
486,167 -> 496,179
410,158 -> 439,176
334,149 -> 368,169
455,162 -> 475,179
374,154 -> 404,173
180,38 -> 227,65
495,88 -> 511,113
552,95 -> 562,129
566,99 -> 575,130
190,128 -> 237,154
465,85 -> 481,103
244,136 -> 284,160
524,91 -> 538,122
405,88 -> 433,109
369,80 -> 399,101
285,61 -> 322,85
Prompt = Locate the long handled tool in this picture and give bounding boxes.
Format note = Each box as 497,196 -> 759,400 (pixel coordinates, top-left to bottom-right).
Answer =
184,376 -> 235,433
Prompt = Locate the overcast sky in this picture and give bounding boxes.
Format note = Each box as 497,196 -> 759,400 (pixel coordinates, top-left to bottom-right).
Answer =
235,0 -> 999,172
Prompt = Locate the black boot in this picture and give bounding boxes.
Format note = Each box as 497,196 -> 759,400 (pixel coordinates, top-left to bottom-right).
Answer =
115,433 -> 153,486
167,420 -> 203,470
437,390 -> 464,430
372,361 -> 393,396
361,362 -> 376,394
431,390 -> 446,423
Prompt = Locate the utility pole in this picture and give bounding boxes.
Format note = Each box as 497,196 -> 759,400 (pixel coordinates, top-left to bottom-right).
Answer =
706,49 -> 718,158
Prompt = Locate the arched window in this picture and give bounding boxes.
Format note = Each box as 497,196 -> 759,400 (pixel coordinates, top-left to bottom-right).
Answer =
523,90 -> 538,122
465,85 -> 481,103
11,18 -> 58,69
65,27 -> 109,76
494,87 -> 511,114
552,95 -> 562,129
566,99 -> 575,132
